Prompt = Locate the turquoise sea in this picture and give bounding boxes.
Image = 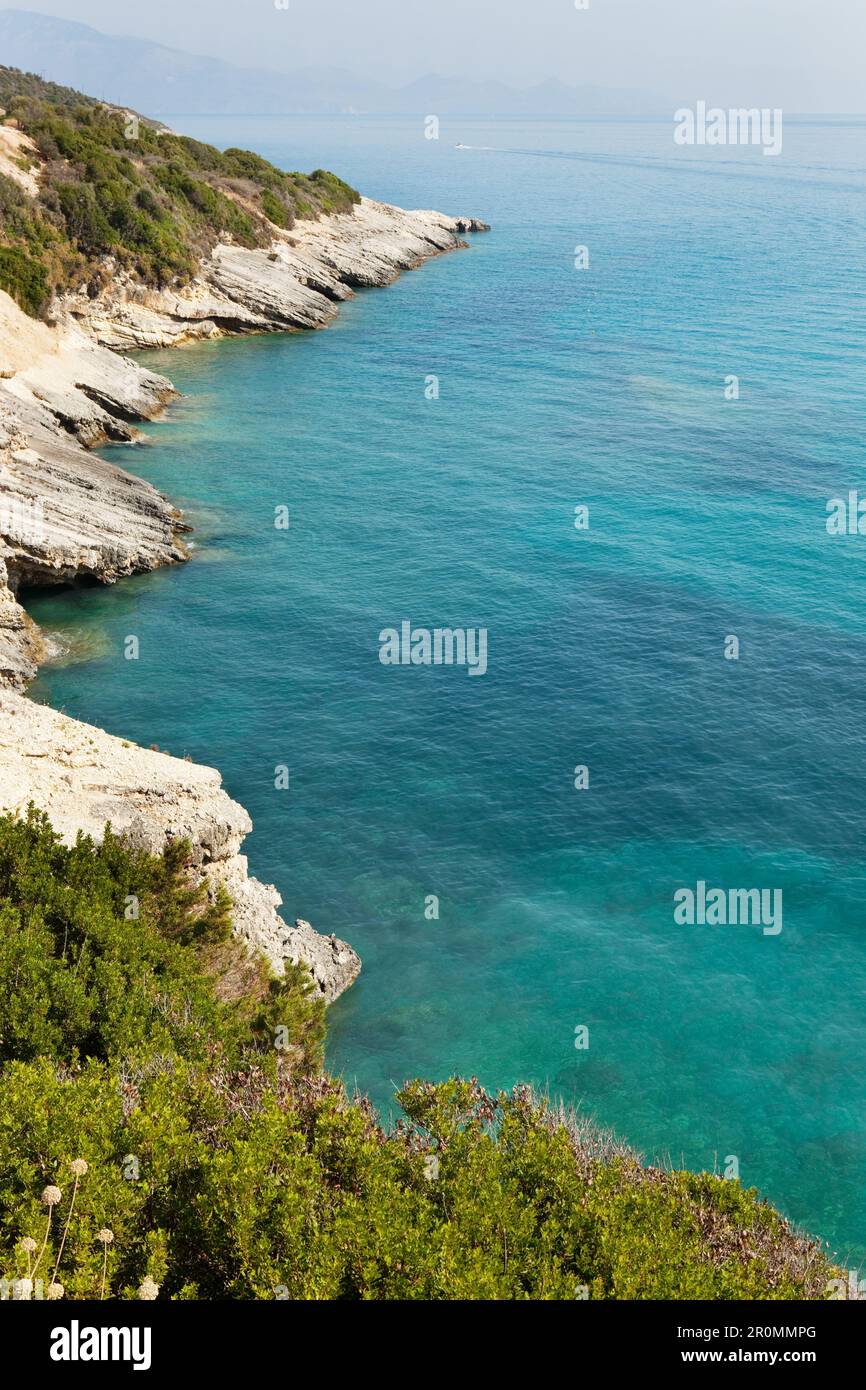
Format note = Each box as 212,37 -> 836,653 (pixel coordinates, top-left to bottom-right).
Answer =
26,116 -> 866,1264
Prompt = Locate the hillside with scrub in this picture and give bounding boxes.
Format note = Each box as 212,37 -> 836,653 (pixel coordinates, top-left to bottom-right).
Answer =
0,64 -> 359,316
0,61 -> 848,1308
0,809 -> 842,1300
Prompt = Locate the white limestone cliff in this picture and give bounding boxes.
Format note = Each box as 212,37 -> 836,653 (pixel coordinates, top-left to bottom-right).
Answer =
0,689 -> 360,1000
0,192 -> 487,1000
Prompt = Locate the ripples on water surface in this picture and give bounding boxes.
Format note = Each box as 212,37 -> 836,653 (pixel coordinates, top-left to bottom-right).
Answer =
28,116 -> 866,1261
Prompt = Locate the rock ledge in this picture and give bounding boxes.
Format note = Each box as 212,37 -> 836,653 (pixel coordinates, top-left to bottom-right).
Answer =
0,689 -> 360,1001
0,194 -> 488,999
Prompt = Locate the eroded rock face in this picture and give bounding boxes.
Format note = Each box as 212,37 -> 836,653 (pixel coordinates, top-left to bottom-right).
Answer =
65,199 -> 490,349
0,194 -> 487,1000
0,298 -> 187,696
0,552 -> 44,688
0,690 -> 361,1001
0,197 -> 487,677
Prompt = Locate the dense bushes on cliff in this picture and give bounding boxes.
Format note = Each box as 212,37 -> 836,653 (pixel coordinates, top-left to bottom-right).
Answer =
0,812 -> 841,1300
0,241 -> 48,316
0,65 -> 360,314
0,809 -> 324,1073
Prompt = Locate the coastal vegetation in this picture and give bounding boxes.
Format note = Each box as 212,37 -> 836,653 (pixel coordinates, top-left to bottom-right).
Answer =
0,65 -> 359,315
0,810 -> 841,1300
0,62 -> 845,1307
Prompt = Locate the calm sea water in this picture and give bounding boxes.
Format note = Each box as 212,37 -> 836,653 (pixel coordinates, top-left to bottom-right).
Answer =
27,116 -> 866,1263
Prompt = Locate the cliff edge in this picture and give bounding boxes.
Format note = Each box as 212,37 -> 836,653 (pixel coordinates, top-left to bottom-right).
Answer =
0,688 -> 361,1001
0,71 -> 487,1002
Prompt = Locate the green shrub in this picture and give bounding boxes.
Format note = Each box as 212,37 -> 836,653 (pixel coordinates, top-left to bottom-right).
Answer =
0,1061 -> 842,1301
261,188 -> 293,229
0,243 -> 49,314
0,808 -> 322,1070
0,66 -> 361,313
54,181 -> 114,255
0,812 -> 844,1301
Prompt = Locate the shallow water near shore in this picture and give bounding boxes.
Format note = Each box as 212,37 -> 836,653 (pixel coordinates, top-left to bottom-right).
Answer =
28,115 -> 866,1263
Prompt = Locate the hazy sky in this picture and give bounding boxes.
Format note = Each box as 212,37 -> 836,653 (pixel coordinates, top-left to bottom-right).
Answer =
10,1 -> 866,110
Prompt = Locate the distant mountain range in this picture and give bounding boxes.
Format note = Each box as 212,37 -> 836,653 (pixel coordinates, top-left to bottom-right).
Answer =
0,9 -> 665,117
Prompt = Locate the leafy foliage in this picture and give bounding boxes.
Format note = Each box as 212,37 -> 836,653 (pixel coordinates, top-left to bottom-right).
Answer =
0,808 -> 322,1071
0,242 -> 48,314
0,65 -> 360,313
0,810 -> 842,1300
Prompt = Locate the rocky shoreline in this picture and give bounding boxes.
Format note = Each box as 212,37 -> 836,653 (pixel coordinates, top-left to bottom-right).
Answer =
0,196 -> 488,999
